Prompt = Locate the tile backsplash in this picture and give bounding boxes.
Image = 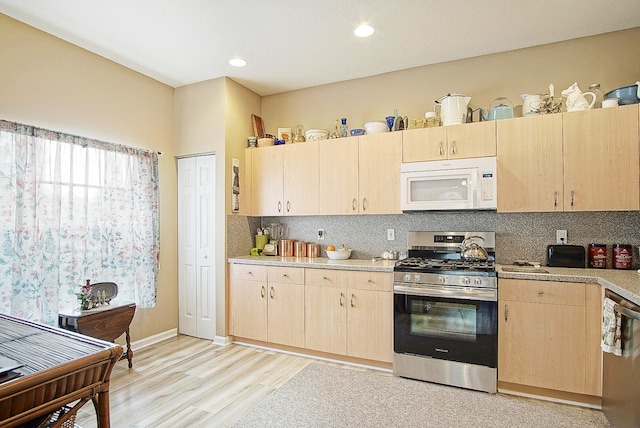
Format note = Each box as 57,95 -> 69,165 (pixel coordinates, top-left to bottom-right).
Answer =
228,211 -> 640,268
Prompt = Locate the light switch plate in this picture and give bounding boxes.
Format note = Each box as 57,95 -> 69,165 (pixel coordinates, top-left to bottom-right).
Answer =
556,229 -> 567,244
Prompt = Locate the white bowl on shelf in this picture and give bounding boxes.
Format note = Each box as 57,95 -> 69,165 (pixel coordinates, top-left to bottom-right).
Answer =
305,129 -> 330,141
326,249 -> 352,260
363,120 -> 389,134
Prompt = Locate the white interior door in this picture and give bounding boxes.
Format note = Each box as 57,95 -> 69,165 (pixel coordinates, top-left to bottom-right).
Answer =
178,155 -> 216,339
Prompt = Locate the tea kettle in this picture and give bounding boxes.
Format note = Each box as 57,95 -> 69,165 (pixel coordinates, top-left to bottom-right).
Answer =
459,236 -> 489,261
481,97 -> 515,121
435,93 -> 471,126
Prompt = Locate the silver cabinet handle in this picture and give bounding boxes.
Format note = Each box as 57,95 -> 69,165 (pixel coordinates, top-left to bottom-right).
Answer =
261,285 -> 265,298
352,198 -> 357,211
286,201 -> 291,212
350,293 -> 354,307
450,140 -> 458,155
614,304 -> 640,320
553,192 -> 558,207
438,142 -> 444,156
278,201 -> 282,212
282,273 -> 287,277
537,291 -> 544,296
270,286 -> 274,299
362,198 -> 367,211
322,276 -> 328,280
339,292 -> 344,306
570,190 -> 575,207
504,304 -> 508,322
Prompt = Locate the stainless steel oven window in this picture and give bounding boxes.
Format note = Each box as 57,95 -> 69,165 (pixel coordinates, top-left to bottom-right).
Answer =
409,299 -> 477,341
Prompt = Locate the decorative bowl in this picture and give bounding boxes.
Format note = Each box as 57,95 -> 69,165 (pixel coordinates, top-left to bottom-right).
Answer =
363,120 -> 389,134
305,129 -> 330,141
258,137 -> 274,147
605,84 -> 640,105
350,128 -> 365,136
326,249 -> 352,260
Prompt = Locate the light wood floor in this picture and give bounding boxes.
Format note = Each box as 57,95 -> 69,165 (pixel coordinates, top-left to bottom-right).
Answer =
75,335 -> 331,428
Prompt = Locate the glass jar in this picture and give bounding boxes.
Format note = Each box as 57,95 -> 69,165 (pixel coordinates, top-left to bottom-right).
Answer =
613,244 -> 633,269
588,243 -> 607,268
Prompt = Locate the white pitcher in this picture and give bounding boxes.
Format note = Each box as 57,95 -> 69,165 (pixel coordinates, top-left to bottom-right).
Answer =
520,94 -> 542,116
561,82 -> 596,112
435,94 -> 471,126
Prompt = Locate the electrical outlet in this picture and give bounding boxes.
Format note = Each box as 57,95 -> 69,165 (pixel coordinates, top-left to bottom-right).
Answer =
387,228 -> 395,241
317,229 -> 325,240
556,229 -> 568,244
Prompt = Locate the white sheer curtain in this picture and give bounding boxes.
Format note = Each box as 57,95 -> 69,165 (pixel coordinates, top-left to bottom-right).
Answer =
0,120 -> 160,325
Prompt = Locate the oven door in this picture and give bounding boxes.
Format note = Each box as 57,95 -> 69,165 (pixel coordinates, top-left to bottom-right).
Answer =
394,284 -> 497,368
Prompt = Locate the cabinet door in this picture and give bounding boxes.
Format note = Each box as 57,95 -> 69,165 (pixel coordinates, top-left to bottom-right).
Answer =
229,278 -> 267,341
358,133 -> 402,214
283,141 -> 319,215
319,137 -> 359,215
498,279 -> 594,395
497,114 -> 564,212
239,149 -> 253,216
563,105 -> 639,211
305,284 -> 347,355
402,127 -> 448,162
267,282 -> 305,348
251,145 -> 284,216
447,121 -> 496,159
347,289 -> 393,362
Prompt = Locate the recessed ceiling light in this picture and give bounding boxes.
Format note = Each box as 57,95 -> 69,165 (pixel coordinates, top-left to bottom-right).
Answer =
354,24 -> 374,38
229,57 -> 247,67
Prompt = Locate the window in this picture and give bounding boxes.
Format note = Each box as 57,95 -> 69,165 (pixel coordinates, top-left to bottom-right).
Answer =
0,120 -> 159,325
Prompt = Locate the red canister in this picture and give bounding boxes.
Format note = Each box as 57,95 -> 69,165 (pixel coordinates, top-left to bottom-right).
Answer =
613,244 -> 633,269
588,244 -> 607,268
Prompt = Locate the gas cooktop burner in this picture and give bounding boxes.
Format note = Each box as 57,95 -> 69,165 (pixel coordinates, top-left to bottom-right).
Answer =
395,257 -> 495,272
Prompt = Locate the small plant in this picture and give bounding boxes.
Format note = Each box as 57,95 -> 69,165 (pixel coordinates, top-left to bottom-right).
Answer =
536,94 -> 564,114
76,280 -> 95,310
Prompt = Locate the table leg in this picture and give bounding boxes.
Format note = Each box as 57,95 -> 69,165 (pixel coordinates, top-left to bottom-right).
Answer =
92,390 -> 111,428
125,327 -> 133,368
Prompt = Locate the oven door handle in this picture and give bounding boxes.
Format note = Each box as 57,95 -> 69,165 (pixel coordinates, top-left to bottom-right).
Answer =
393,283 -> 497,302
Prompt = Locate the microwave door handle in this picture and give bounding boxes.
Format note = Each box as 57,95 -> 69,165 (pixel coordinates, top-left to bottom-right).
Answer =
472,187 -> 478,208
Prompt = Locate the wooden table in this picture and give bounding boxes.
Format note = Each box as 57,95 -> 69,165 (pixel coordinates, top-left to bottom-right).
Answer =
59,301 -> 136,368
0,314 -> 122,428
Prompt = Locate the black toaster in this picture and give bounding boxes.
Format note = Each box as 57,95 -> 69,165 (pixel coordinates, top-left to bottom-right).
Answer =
547,244 -> 585,268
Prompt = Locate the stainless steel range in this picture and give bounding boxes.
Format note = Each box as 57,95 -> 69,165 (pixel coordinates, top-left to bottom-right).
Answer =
393,231 -> 498,394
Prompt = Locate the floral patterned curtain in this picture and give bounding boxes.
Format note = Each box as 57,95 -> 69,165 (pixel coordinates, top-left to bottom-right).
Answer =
0,120 -> 160,325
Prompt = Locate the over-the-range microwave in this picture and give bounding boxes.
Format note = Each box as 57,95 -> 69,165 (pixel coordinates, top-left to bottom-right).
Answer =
400,156 -> 497,211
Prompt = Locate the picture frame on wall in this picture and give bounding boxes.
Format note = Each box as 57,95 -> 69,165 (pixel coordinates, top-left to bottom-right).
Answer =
232,158 -> 240,213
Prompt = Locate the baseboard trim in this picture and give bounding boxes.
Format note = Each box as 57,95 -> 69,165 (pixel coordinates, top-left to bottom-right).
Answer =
234,340 -> 392,373
131,328 -> 177,350
213,335 -> 232,346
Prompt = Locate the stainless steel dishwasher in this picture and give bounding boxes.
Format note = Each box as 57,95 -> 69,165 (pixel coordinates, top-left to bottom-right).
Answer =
602,289 -> 640,428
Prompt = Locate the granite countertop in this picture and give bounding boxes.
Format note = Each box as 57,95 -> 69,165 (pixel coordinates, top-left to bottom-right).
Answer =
227,255 -> 396,272
227,256 -> 640,305
497,265 -> 640,306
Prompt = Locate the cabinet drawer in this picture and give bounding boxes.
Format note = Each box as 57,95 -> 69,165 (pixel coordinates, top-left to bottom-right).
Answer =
230,264 -> 267,282
499,279 -> 585,306
268,266 -> 304,284
351,271 -> 393,292
305,268 -> 350,288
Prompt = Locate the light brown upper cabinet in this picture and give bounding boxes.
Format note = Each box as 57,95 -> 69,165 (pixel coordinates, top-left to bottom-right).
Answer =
497,105 -> 640,212
497,114 -> 564,212
319,133 -> 401,215
250,142 -> 320,216
563,104 -> 639,211
402,121 -> 496,162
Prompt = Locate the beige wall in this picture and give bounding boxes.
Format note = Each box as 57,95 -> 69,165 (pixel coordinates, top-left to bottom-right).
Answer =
174,77 -> 260,337
0,14 -> 176,342
261,27 -> 640,135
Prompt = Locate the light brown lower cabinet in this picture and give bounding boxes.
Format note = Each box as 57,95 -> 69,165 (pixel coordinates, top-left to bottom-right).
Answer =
498,279 -> 602,398
229,264 -> 305,348
305,268 -> 393,363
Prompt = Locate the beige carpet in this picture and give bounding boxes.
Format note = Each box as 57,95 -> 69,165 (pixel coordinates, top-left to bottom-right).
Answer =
234,362 -> 610,428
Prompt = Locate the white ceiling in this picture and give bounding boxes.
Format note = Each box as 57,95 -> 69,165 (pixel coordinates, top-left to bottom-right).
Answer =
1,0 -> 639,96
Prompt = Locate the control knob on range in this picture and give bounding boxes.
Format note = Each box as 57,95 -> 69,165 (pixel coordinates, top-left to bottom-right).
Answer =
437,276 -> 446,284
413,274 -> 421,282
403,273 -> 411,282
462,277 -> 471,285
474,278 -> 483,286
